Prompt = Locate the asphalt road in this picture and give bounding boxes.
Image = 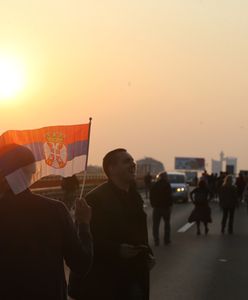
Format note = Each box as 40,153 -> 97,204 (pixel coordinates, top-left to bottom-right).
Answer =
147,199 -> 248,300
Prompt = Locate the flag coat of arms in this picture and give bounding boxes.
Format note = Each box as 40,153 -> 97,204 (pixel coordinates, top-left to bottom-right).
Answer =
0,123 -> 90,194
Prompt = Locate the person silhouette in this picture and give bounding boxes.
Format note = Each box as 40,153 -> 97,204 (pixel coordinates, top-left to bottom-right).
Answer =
188,180 -> 212,235
69,148 -> 154,300
219,175 -> 238,234
0,144 -> 93,300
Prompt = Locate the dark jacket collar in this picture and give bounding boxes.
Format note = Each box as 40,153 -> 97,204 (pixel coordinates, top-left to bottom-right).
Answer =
108,180 -> 130,195
107,180 -> 139,197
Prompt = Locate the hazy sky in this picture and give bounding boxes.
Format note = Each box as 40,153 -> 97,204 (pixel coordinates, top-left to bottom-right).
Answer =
1,0 -> 248,171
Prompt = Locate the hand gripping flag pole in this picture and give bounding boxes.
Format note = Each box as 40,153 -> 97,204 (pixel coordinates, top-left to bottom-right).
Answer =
79,117 -> 92,200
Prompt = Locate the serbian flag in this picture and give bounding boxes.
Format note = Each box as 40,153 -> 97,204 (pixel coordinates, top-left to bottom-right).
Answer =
0,123 -> 90,194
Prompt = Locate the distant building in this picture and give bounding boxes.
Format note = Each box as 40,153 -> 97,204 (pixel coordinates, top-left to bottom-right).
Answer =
225,157 -> 237,174
211,152 -> 238,175
136,157 -> 164,177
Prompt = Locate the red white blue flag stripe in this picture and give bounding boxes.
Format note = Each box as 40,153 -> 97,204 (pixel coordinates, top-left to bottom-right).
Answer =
0,123 -> 90,193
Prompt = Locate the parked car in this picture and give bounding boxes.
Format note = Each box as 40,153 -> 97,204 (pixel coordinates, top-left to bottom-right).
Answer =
156,171 -> 189,203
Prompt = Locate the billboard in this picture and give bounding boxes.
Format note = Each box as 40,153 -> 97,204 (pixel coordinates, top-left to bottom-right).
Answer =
225,157 -> 237,174
175,157 -> 205,170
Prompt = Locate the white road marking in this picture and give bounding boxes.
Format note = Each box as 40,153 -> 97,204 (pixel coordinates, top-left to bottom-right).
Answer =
218,259 -> 228,263
177,222 -> 195,233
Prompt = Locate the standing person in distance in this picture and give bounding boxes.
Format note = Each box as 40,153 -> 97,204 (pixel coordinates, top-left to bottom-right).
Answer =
219,175 -> 238,234
242,176 -> 248,213
144,172 -> 153,199
69,148 -> 155,300
235,172 -> 245,204
150,172 -> 173,246
188,180 -> 212,235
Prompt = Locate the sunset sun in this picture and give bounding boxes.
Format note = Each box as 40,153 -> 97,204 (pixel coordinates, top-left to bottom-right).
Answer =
0,56 -> 26,101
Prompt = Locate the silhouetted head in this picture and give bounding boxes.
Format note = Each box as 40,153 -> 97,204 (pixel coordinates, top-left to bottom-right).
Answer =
103,148 -> 136,183
238,172 -> 243,178
0,144 -> 36,195
158,172 -> 168,182
198,179 -> 206,189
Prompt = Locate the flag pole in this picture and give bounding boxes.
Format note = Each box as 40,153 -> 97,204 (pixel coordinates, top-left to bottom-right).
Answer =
79,117 -> 92,200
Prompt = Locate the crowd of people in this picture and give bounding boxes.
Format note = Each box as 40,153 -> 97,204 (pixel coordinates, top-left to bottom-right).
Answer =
198,170 -> 247,203
146,170 -> 248,245
189,173 -> 239,236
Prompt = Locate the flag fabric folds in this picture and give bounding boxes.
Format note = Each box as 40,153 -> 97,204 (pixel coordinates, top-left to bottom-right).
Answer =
0,123 -> 90,194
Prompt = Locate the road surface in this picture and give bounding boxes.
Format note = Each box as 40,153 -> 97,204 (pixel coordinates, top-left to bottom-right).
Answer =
148,199 -> 248,300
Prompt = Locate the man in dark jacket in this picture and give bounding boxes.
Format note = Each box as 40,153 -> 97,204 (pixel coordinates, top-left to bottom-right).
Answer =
150,172 -> 173,246
0,144 -> 93,300
219,175 -> 238,234
69,148 -> 155,300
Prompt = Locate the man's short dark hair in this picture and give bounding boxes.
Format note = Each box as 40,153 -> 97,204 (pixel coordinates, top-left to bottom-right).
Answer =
103,148 -> 127,177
